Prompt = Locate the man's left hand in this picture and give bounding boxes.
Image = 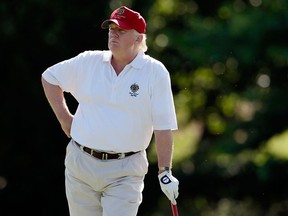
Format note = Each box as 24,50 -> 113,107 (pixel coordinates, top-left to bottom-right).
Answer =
158,171 -> 179,204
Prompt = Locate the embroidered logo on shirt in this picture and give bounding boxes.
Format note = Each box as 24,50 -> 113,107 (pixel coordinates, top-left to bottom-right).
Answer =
129,83 -> 139,97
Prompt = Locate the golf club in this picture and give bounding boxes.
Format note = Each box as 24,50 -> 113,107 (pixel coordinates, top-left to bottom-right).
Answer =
170,202 -> 179,216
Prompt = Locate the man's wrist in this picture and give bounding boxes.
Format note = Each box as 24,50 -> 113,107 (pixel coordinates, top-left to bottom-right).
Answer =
159,166 -> 171,171
158,166 -> 171,174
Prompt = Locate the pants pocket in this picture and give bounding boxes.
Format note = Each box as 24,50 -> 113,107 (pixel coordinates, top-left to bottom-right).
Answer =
125,151 -> 149,177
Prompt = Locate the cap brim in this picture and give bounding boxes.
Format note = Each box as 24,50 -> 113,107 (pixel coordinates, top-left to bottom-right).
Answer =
101,19 -> 132,30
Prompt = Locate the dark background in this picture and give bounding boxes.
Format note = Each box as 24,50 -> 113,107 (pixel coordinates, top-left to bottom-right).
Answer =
1,0 -> 288,215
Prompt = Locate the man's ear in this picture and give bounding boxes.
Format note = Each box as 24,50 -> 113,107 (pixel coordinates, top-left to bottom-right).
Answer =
135,35 -> 143,42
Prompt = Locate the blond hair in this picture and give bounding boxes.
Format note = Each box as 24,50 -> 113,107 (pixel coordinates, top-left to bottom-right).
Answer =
134,30 -> 148,52
139,34 -> 148,52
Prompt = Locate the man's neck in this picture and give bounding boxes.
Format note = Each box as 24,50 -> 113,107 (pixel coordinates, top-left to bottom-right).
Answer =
111,52 -> 138,75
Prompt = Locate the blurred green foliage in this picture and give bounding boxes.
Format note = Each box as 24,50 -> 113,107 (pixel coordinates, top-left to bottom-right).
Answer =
0,0 -> 288,215
145,0 -> 288,215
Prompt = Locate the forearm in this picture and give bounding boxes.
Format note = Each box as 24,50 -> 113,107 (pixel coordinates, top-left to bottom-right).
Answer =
41,77 -> 73,137
154,130 -> 174,173
155,130 -> 179,204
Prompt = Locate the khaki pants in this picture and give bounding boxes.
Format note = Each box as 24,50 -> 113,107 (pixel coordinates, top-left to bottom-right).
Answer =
65,140 -> 148,216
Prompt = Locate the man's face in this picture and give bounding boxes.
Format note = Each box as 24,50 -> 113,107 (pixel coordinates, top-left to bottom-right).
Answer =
108,23 -> 138,52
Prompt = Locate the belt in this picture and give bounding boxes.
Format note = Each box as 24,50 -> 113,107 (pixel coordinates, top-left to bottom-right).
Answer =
74,141 -> 138,160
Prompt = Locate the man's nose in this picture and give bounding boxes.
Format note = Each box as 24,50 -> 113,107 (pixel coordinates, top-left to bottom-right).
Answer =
109,30 -> 119,37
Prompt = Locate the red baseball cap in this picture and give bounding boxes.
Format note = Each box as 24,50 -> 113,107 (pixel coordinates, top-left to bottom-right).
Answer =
101,6 -> 146,34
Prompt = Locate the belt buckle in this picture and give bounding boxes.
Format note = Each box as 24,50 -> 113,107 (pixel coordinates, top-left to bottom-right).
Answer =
102,153 -> 108,160
80,145 -> 84,151
118,153 -> 125,159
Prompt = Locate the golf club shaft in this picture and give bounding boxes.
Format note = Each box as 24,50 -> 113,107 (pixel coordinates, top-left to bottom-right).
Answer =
170,202 -> 179,216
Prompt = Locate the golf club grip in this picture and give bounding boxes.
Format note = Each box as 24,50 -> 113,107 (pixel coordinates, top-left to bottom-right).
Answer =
170,202 -> 179,216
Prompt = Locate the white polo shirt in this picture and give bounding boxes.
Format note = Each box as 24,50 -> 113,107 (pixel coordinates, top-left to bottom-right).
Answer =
42,50 -> 178,152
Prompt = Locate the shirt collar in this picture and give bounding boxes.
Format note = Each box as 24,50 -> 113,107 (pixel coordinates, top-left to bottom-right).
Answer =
129,51 -> 146,69
102,50 -> 147,70
103,50 -> 112,62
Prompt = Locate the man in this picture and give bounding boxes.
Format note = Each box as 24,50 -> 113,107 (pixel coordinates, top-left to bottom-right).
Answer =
41,6 -> 179,216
